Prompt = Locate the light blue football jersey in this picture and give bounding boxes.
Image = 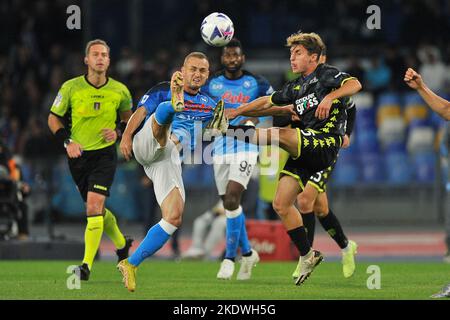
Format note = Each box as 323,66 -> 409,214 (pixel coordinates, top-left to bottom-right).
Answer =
202,70 -> 274,156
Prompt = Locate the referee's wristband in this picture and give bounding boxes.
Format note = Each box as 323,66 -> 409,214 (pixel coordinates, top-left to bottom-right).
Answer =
55,128 -> 70,146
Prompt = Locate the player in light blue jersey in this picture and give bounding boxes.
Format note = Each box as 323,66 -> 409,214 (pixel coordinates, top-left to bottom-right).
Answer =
117,52 -> 218,292
202,39 -> 274,280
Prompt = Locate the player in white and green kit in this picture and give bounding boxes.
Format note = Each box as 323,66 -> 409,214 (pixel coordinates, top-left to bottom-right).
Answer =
48,40 -> 134,280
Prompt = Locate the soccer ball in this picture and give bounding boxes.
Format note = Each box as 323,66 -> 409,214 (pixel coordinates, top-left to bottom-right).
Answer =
200,12 -> 234,47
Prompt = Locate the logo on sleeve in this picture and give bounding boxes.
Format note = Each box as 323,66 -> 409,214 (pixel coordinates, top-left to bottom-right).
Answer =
140,95 -> 149,104
53,92 -> 63,107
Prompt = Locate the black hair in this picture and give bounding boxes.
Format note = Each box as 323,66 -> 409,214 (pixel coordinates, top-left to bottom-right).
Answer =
223,38 -> 244,54
321,45 -> 327,57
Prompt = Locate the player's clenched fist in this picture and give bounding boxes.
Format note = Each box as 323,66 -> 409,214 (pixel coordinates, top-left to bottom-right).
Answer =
101,128 -> 117,143
315,95 -> 333,120
66,141 -> 83,158
404,68 -> 424,90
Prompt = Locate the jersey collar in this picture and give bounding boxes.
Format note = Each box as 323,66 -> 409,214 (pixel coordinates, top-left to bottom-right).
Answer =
301,64 -> 323,82
224,71 -> 244,81
301,70 -> 316,82
184,90 -> 199,97
84,75 -> 109,89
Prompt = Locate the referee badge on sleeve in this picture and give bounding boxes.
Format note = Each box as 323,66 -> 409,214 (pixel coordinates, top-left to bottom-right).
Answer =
53,92 -> 63,107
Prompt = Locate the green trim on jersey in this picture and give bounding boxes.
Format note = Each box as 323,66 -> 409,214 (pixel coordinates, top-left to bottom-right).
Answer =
51,75 -> 132,151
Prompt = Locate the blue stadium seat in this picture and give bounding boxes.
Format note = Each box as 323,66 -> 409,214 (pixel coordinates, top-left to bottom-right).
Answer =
385,151 -> 412,185
341,136 -> 358,155
333,155 -> 359,186
412,152 -> 436,183
377,117 -> 406,148
403,92 -> 425,107
384,141 -> 406,154
378,92 -> 401,108
359,153 -> 385,184
430,111 -> 447,130
356,107 -> 376,131
356,129 -> 379,153
406,123 -> 435,154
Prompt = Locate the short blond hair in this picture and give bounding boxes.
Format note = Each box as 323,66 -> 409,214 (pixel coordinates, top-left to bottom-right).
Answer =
85,39 -> 110,56
286,32 -> 325,61
183,52 -> 208,66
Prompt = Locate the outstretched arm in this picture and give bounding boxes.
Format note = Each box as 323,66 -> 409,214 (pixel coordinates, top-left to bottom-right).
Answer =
404,68 -> 450,120
225,96 -> 274,119
240,105 -> 295,117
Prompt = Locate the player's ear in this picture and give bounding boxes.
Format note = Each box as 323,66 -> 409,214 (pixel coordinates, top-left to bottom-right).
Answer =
84,57 -> 88,65
313,53 -> 319,63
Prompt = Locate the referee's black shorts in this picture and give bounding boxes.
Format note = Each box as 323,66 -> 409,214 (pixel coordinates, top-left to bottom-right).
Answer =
68,144 -> 117,202
280,128 -> 341,191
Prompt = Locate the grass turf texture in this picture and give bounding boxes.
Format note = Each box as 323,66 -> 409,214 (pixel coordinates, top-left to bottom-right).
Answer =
0,260 -> 448,300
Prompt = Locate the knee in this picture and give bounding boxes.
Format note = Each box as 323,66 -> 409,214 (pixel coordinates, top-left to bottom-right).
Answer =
165,214 -> 182,228
272,198 -> 289,218
223,193 -> 240,211
297,194 -> 314,213
86,200 -> 104,216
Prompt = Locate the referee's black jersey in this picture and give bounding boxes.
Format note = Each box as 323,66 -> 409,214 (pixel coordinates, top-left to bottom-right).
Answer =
270,63 -> 357,136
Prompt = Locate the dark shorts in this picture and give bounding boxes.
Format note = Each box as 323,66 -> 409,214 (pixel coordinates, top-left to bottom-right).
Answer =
280,128 -> 341,191
306,159 -> 337,193
68,145 -> 117,202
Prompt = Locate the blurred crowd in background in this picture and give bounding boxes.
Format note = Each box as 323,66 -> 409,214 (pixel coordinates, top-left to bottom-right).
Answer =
0,0 -> 449,228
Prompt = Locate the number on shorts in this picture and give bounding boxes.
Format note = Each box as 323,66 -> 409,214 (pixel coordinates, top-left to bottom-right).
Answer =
311,171 -> 322,183
301,129 -> 315,137
239,160 -> 252,176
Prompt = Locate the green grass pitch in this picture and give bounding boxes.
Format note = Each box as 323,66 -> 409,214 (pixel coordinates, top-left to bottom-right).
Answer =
0,260 -> 448,300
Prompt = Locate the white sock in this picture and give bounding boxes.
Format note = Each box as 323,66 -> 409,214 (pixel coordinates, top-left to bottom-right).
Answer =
159,219 -> 178,235
225,206 -> 242,219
